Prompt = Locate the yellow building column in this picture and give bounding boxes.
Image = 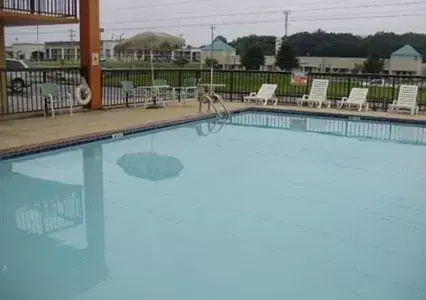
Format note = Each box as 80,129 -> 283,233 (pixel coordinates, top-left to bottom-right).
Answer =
79,0 -> 102,109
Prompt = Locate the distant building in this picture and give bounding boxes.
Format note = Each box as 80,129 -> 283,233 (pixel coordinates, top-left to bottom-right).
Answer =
199,40 -> 237,69
389,44 -> 422,75
173,46 -> 201,62
45,41 -> 79,61
44,40 -> 120,61
9,43 -> 44,60
270,43 -> 424,75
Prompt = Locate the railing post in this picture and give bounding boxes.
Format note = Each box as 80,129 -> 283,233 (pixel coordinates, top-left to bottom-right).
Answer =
347,75 -> 351,97
389,76 -> 396,112
178,69 -> 182,101
229,70 -> 234,101
124,70 -> 130,107
306,73 -> 312,95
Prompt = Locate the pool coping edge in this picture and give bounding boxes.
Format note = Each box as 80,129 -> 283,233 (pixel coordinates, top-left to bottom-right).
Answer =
1,106 -> 425,160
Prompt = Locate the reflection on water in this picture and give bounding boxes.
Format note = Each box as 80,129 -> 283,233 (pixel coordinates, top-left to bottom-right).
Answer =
0,144 -> 106,300
224,112 -> 426,145
193,118 -> 226,136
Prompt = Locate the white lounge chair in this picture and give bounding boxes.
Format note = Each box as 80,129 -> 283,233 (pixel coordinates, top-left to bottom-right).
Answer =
297,79 -> 330,108
337,88 -> 369,111
244,84 -> 278,105
389,85 -> 419,115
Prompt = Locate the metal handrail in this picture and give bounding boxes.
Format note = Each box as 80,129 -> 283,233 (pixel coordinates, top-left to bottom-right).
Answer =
1,0 -> 78,18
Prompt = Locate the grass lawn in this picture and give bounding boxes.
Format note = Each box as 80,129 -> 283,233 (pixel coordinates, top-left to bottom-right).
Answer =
27,60 -> 202,69
102,69 -> 426,103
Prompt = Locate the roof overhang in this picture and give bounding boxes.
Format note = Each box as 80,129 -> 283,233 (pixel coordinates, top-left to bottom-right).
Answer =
0,11 -> 78,26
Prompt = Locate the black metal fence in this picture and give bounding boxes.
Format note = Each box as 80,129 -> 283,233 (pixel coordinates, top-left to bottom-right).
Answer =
1,68 -> 426,115
101,68 -> 426,111
1,0 -> 78,17
0,68 -> 81,115
223,112 -> 426,145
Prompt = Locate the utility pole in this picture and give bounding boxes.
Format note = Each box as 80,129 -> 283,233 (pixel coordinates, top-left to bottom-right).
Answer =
210,25 -> 215,63
179,33 -> 183,61
210,25 -> 215,86
36,25 -> 40,62
283,10 -> 291,40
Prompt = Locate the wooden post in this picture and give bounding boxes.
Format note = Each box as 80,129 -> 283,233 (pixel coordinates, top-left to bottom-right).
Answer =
79,0 -> 102,109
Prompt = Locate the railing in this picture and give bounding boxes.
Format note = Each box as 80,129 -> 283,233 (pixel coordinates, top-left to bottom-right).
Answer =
0,0 -> 78,17
101,68 -> 426,111
0,67 -> 81,115
223,112 -> 426,145
1,68 -> 426,115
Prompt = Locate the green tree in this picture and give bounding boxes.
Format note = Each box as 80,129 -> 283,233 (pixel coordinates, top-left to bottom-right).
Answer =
204,57 -> 219,68
173,57 -> 189,67
275,41 -> 299,71
214,35 -> 228,43
282,30 -> 426,62
241,46 -> 265,70
230,35 -> 276,56
362,54 -> 384,73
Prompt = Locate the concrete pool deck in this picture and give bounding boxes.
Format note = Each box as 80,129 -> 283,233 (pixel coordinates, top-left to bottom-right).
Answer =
1,101 -> 426,156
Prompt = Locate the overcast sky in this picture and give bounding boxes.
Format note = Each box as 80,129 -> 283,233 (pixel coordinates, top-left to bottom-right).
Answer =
5,0 -> 426,46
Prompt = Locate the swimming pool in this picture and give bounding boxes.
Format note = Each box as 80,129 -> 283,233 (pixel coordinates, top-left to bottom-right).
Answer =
1,111 -> 425,299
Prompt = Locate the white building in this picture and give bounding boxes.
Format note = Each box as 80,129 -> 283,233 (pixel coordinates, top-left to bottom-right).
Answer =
45,41 -> 79,61
10,43 -> 45,60
43,39 -> 120,61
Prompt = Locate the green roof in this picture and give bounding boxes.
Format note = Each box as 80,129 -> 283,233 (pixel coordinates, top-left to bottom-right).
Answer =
391,44 -> 421,57
200,40 -> 235,52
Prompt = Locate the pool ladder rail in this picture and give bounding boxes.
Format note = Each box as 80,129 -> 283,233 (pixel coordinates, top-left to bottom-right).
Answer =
197,86 -> 230,117
194,119 -> 225,136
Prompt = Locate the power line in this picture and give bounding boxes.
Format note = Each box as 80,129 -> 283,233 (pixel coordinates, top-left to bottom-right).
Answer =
100,1 -> 426,25
7,1 -> 426,36
109,0 -> 419,12
100,11 -> 426,32
8,11 -> 426,36
112,0 -> 213,11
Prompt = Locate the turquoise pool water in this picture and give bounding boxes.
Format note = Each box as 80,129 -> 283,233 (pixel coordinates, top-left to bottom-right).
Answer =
1,112 -> 426,300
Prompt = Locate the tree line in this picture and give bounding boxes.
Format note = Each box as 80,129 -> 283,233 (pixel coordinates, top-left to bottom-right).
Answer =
212,30 -> 426,72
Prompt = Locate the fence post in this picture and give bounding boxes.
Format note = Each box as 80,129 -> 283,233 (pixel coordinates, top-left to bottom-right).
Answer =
124,70 -> 130,107
100,69 -> 103,108
306,73 -> 312,95
229,70 -> 234,101
347,76 -> 351,97
178,69 -> 182,101
389,76 -> 396,112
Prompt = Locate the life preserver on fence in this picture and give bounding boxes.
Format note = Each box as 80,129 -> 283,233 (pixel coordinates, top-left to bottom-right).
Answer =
75,84 -> 92,105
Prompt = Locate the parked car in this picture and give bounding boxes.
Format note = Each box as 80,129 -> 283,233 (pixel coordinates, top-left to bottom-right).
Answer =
361,79 -> 394,88
5,58 -> 39,93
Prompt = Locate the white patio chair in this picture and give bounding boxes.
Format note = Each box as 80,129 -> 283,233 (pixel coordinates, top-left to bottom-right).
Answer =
389,85 -> 419,115
243,84 -> 278,105
120,81 -> 149,107
179,77 -> 197,100
296,79 -> 330,108
337,88 -> 369,111
40,83 -> 73,118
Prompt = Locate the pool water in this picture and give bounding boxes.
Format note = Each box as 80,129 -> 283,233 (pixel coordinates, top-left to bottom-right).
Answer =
1,112 -> 426,300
